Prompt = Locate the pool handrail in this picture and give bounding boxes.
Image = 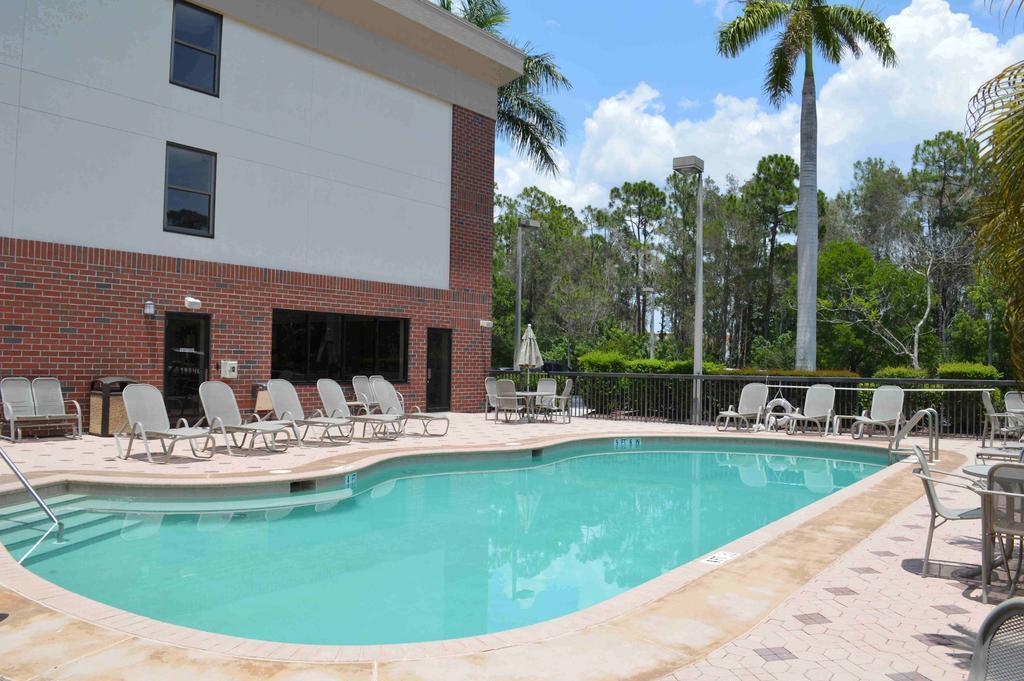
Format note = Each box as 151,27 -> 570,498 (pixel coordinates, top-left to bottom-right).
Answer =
0,443 -> 63,559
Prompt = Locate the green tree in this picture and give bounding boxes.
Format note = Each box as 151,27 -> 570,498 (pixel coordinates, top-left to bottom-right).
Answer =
717,0 -> 897,369
844,158 -> 913,260
607,181 -> 668,335
743,154 -> 799,337
439,0 -> 571,174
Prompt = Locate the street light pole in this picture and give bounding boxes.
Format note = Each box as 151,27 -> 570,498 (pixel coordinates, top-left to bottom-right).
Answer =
986,310 -> 993,366
673,155 -> 704,424
643,287 -> 656,359
514,218 -> 541,369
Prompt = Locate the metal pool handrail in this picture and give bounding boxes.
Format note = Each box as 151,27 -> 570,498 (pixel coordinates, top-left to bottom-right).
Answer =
891,408 -> 939,464
1,444 -> 64,559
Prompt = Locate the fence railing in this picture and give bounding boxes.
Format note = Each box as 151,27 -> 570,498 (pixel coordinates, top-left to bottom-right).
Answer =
488,370 -> 1023,439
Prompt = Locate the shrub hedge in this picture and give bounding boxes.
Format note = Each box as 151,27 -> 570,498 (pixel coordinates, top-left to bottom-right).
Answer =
874,366 -> 929,379
936,362 -> 1003,380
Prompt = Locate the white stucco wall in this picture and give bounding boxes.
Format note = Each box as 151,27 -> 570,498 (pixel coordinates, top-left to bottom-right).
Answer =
0,0 -> 453,289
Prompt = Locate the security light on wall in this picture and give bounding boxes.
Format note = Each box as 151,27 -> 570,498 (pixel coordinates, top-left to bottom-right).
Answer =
143,300 -> 156,317
184,296 -> 202,310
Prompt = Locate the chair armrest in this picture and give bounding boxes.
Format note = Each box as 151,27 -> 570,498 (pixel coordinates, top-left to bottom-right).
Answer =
917,467 -> 987,488
975,488 -> 1024,501
177,417 -> 193,428
245,412 -> 261,423
64,399 -> 82,418
913,470 -> 983,492
311,409 -> 324,418
210,416 -> 224,430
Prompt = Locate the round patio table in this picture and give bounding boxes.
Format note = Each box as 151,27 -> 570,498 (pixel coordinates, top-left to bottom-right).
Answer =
516,391 -> 554,422
964,464 -> 994,479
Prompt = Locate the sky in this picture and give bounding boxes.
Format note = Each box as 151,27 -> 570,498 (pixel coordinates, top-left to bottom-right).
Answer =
491,0 -> 1024,211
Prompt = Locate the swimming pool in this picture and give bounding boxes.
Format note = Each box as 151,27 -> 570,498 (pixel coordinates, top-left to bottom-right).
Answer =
1,437 -> 885,645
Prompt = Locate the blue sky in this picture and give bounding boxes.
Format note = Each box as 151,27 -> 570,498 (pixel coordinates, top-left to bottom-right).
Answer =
490,0 -> 1024,209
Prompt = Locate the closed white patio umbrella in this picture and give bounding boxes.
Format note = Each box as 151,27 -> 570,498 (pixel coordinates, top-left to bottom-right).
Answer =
516,324 -> 544,388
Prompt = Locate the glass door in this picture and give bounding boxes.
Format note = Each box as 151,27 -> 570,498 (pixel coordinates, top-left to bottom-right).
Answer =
164,312 -> 210,422
426,328 -> 452,412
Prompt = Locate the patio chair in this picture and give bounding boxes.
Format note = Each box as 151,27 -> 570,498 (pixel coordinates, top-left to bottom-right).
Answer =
115,384 -> 215,463
317,379 -> 403,440
981,391 -> 1024,449
716,382 -> 768,431
967,597 -> 1024,680
371,377 -> 449,436
852,385 -> 905,441
495,379 -> 526,424
909,445 -> 983,576
787,384 -> 835,436
537,379 -> 573,424
484,377 -> 499,420
350,375 -> 379,414
978,463 -> 1024,603
1,377 -> 82,441
536,378 -> 558,409
199,381 -> 292,453
266,379 -> 352,444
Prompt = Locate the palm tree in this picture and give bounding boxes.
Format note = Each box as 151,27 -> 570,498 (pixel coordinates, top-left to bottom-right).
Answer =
717,0 -> 896,369
968,49 -> 1024,378
440,0 -> 571,175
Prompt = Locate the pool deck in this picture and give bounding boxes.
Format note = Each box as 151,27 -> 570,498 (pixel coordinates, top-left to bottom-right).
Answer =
0,414 -> 1003,680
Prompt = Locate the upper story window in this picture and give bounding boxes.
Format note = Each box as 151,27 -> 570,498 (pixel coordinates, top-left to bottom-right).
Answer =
165,143 -> 216,238
170,1 -> 222,96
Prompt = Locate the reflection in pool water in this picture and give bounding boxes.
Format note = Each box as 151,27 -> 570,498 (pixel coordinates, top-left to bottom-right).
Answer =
9,439 -> 883,645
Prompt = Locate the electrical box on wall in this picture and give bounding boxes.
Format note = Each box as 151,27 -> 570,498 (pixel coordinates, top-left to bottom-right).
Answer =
220,360 -> 239,379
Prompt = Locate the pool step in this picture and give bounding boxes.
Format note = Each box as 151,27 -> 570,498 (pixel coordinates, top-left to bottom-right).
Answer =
0,494 -> 90,522
7,514 -> 142,563
0,508 -> 108,551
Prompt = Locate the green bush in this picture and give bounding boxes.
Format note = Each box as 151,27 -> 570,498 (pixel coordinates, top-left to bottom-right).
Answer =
624,358 -> 666,373
577,351 -> 628,373
874,366 -> 928,379
936,362 -> 1002,380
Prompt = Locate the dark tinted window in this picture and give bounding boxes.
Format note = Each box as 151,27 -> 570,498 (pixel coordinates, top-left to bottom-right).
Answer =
165,143 -> 215,237
171,1 -> 221,96
271,310 -> 409,382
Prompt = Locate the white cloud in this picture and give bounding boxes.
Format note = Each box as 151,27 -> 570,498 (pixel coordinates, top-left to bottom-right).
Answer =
545,18 -> 561,29
495,0 -> 1024,211
692,0 -> 732,20
677,97 -> 700,110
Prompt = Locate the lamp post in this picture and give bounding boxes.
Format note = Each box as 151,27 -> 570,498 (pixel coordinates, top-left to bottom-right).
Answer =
673,155 -> 704,424
514,218 -> 541,369
985,310 -> 993,366
643,286 -> 656,359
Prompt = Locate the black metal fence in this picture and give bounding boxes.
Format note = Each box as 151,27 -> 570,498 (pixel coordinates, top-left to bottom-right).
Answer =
489,370 -> 1023,439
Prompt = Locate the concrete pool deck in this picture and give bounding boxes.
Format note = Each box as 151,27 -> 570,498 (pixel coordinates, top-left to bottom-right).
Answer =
0,415 -> 1003,680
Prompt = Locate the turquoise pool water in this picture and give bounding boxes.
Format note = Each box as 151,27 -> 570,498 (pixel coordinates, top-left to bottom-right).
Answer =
2,438 -> 884,645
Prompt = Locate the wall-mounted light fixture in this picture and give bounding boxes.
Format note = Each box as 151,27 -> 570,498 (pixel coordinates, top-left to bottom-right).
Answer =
184,296 -> 202,310
143,300 -> 156,317
480,319 -> 494,329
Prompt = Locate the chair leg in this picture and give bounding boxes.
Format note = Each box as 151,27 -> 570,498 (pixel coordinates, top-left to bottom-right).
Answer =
923,514 -> 936,577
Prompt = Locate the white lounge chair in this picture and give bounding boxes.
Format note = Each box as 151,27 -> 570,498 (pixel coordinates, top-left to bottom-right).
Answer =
199,381 -> 293,453
787,384 -> 835,436
266,379 -> 352,444
371,377 -> 449,436
0,377 -> 82,441
484,377 -> 499,420
317,379 -> 403,440
852,385 -> 904,441
536,379 -> 573,424
115,384 -> 215,463
716,383 -> 768,431
351,375 -> 380,414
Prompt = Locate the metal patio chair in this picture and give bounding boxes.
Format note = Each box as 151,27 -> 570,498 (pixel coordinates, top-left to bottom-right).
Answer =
787,384 -> 835,436
909,445 -> 982,576
115,383 -> 215,463
0,377 -> 81,441
371,377 -> 449,436
968,597 -> 1024,680
716,382 -> 768,431
199,380 -> 292,453
536,379 -> 573,424
852,385 -> 905,441
317,378 -> 402,439
266,379 -> 352,444
978,463 -> 1024,603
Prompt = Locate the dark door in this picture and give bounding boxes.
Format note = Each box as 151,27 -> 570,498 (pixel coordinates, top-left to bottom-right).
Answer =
164,312 -> 210,422
426,328 -> 452,412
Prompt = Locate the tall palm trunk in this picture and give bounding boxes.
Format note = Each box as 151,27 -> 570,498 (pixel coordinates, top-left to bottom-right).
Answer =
795,48 -> 818,370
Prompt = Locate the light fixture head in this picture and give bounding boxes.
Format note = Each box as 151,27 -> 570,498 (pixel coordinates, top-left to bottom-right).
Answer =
518,218 -> 541,230
673,155 -> 705,175
184,296 -> 202,311
480,319 -> 494,329
143,300 -> 156,317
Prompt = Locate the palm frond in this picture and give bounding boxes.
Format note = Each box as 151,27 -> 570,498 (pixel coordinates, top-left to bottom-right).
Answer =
969,60 -> 1024,379
821,5 -> 896,66
717,1 -> 792,58
764,22 -> 803,106
456,0 -> 510,34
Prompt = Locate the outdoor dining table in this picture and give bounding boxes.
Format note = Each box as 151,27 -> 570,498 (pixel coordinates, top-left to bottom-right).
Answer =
516,390 -> 555,422
964,464 -> 994,479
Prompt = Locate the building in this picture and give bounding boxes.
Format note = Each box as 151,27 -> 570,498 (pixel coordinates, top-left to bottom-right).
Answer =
0,0 -> 522,422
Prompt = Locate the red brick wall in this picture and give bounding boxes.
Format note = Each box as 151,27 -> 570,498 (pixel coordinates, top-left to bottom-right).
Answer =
0,106 -> 495,421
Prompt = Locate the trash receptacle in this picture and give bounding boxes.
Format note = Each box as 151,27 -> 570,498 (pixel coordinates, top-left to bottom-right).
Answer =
89,377 -> 138,436
252,382 -> 273,417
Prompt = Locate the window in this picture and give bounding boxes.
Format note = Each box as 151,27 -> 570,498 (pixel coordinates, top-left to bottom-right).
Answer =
164,143 -> 216,237
271,310 -> 409,382
170,1 -> 222,96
